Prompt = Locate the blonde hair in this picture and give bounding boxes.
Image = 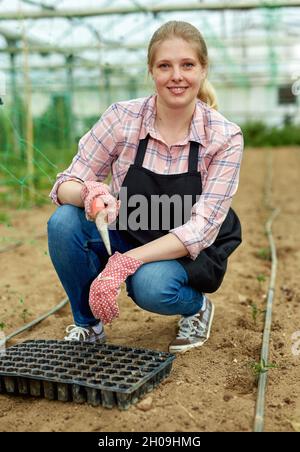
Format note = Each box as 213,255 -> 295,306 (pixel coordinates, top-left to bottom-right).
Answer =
147,20 -> 218,109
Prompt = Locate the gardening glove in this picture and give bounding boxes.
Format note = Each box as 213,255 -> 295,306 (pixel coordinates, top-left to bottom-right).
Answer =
89,252 -> 144,324
80,181 -> 121,223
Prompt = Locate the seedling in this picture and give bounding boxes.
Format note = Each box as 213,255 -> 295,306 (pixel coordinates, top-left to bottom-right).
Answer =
19,298 -> 31,323
250,302 -> 265,324
256,273 -> 267,292
257,274 -> 266,283
21,309 -> 30,323
0,322 -> 5,330
0,212 -> 12,227
250,359 -> 277,378
256,248 -> 271,261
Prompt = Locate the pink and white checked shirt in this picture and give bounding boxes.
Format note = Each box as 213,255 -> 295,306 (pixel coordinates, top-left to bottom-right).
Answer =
50,95 -> 243,260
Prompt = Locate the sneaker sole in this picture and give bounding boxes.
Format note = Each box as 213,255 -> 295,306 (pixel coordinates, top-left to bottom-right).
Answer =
169,302 -> 215,354
64,335 -> 106,344
85,334 -> 106,344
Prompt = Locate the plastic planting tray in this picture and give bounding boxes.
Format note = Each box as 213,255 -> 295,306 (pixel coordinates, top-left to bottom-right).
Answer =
0,340 -> 175,410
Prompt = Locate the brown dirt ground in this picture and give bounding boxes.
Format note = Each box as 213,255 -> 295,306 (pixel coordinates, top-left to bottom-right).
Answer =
0,146 -> 300,432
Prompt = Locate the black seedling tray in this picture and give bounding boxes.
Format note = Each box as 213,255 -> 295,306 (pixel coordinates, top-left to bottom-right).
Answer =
0,340 -> 175,410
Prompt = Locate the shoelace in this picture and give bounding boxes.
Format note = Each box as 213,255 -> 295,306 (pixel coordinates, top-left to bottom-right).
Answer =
177,315 -> 206,339
64,324 -> 90,341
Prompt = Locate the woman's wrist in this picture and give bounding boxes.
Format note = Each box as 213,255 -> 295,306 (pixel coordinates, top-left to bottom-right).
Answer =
123,233 -> 189,264
123,248 -> 145,262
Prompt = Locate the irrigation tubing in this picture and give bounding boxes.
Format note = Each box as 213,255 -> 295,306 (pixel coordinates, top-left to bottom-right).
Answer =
253,150 -> 280,432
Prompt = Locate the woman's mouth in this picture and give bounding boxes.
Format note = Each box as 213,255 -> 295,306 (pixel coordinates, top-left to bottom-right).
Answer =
167,86 -> 188,95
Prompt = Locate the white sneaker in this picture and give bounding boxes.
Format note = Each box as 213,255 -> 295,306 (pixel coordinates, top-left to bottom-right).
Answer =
169,298 -> 215,353
64,323 -> 106,343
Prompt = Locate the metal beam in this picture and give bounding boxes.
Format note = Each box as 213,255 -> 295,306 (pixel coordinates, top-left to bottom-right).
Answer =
9,75 -> 296,91
0,25 -> 70,56
0,59 -> 298,73
1,36 -> 299,54
1,1 -> 300,20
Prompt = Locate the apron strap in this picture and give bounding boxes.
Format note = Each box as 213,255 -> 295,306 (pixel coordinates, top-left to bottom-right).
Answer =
135,134 -> 199,172
134,134 -> 150,167
188,141 -> 199,172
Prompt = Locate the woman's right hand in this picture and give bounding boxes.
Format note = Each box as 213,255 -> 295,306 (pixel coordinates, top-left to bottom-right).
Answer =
80,181 -> 121,224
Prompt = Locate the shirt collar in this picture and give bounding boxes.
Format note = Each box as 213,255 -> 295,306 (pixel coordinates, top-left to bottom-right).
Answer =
140,94 -> 208,147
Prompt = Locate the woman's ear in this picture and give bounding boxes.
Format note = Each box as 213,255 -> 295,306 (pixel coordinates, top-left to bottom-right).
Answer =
148,66 -> 153,78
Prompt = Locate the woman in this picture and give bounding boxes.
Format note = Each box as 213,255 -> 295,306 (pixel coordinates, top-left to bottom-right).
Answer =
48,21 -> 243,353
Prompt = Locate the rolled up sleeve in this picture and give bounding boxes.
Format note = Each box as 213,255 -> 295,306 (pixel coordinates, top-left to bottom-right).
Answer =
49,104 -> 121,205
170,129 -> 244,260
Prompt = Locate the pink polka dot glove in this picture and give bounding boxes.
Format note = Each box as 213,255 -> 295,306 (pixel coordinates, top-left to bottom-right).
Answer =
89,252 -> 144,324
80,181 -> 121,223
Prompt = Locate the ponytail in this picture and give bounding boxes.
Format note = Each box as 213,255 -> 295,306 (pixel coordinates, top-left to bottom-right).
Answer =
198,79 -> 218,110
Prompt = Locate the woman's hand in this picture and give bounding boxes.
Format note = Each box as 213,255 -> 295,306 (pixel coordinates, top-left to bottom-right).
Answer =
80,181 -> 121,223
89,252 -> 144,324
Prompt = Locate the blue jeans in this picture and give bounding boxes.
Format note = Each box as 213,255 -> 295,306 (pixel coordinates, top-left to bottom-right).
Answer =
47,205 -> 204,327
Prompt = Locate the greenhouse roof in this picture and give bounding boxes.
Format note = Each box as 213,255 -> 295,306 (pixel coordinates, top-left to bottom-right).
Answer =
0,0 -> 300,89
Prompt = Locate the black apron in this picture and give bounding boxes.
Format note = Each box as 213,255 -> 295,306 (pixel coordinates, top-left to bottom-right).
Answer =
116,134 -> 242,293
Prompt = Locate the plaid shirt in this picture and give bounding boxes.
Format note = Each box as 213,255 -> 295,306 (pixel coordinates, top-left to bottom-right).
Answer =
50,95 -> 243,260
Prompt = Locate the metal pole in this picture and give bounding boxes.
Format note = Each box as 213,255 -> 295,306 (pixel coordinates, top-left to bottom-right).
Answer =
7,42 -> 21,156
65,54 -> 74,146
22,26 -> 35,203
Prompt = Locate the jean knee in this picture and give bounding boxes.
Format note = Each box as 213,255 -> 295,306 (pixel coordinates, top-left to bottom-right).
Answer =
47,204 -> 83,240
129,262 -> 182,314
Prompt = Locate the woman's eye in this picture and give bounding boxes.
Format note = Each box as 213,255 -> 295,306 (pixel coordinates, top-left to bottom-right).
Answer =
158,63 -> 169,69
183,63 -> 194,68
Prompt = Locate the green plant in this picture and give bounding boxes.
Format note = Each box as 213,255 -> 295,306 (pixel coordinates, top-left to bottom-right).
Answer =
257,274 -> 266,283
250,302 -> 265,323
250,359 -> 277,378
19,298 -> 31,323
256,248 -> 271,261
241,121 -> 300,147
256,273 -> 267,292
0,322 -> 5,330
0,212 -> 11,227
21,308 -> 30,323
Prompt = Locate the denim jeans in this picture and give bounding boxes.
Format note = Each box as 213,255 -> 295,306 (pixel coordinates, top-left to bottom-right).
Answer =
47,205 -> 204,327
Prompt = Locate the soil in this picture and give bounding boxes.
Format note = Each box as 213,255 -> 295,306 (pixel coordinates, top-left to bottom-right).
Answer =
0,147 -> 299,432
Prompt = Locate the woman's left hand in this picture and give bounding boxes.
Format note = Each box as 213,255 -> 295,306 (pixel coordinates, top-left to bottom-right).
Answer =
89,252 -> 144,324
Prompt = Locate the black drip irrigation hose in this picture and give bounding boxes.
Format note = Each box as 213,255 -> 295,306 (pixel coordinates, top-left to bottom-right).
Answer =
253,150 -> 280,432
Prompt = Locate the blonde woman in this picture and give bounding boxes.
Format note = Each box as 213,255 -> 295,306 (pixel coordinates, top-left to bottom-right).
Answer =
48,21 -> 243,353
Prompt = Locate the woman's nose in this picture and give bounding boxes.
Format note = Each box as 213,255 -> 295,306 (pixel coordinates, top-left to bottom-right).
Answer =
171,66 -> 183,81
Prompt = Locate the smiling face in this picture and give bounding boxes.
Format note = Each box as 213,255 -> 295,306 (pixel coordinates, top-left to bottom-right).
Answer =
149,37 -> 207,111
